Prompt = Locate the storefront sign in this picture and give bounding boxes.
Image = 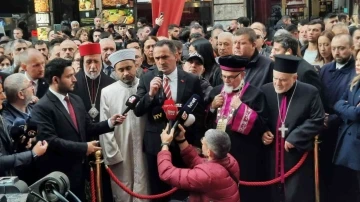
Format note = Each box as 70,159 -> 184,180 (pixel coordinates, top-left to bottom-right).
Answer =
36,13 -> 50,26
102,0 -> 133,8
101,9 -> 134,24
80,10 -> 96,26
34,0 -> 50,12
37,27 -> 50,41
79,0 -> 95,11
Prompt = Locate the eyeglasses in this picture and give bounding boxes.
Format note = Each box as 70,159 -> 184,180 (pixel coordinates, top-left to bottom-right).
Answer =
256,35 -> 263,39
221,72 -> 242,80
20,83 -> 34,91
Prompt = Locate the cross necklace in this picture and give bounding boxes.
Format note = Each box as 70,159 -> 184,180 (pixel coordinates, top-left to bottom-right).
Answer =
276,82 -> 297,138
84,73 -> 101,121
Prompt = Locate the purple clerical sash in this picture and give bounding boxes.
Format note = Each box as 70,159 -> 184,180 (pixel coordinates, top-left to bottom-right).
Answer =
275,96 -> 287,186
216,82 -> 258,135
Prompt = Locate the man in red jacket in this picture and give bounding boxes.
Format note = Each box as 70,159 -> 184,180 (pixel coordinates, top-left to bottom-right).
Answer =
158,124 -> 240,202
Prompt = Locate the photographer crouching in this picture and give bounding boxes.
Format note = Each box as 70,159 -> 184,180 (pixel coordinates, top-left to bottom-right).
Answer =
158,124 -> 240,202
0,74 -> 47,178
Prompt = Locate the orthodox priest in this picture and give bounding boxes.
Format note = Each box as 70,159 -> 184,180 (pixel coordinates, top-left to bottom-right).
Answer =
99,49 -> 149,202
207,55 -> 268,202
72,42 -> 115,202
261,54 -> 324,202
73,43 -> 115,123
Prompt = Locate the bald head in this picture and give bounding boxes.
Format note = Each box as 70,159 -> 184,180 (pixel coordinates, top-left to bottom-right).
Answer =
60,40 -> 77,60
332,33 -> 353,46
251,22 -> 266,35
19,48 -> 45,80
210,28 -> 224,52
18,48 -> 43,65
332,23 -> 350,35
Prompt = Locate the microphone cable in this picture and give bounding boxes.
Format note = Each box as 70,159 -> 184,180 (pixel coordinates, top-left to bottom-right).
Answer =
30,190 -> 49,202
66,190 -> 82,202
52,189 -> 69,202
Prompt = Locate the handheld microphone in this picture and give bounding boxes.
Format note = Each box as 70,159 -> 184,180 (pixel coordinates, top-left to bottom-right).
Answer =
122,95 -> 140,115
157,71 -> 164,103
171,94 -> 200,131
163,104 -> 178,133
152,106 -> 166,122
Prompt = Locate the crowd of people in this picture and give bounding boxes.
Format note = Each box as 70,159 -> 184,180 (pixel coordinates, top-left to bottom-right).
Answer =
0,11 -> 359,202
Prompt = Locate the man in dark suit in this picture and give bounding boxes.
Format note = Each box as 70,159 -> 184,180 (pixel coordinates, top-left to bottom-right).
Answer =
19,48 -> 49,99
31,58 -> 125,201
270,33 -> 322,92
134,40 -> 204,201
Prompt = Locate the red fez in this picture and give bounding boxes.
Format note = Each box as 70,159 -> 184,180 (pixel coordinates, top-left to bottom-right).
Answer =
78,43 -> 101,57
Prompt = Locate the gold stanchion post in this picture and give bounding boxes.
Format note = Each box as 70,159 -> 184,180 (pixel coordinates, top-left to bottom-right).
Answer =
95,150 -> 103,202
314,135 -> 320,202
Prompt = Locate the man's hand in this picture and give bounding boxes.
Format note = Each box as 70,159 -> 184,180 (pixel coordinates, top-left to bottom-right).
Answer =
111,114 -> 127,126
160,124 -> 174,144
155,15 -> 164,26
211,94 -> 224,109
284,141 -> 295,152
230,96 -> 242,109
31,96 -> 39,104
149,77 -> 162,97
86,141 -> 101,156
32,141 -> 48,156
175,124 -> 186,141
262,131 -> 274,145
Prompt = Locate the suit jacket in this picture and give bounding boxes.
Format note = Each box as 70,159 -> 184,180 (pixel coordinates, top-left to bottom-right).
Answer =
334,82 -> 360,171
31,91 -> 113,193
298,59 -> 322,92
36,78 -> 49,99
134,67 -> 205,155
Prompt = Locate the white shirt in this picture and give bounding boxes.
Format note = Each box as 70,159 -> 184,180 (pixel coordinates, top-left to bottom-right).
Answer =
303,49 -> 318,65
25,72 -> 39,95
163,68 -> 178,102
49,87 -> 114,128
49,87 -> 69,113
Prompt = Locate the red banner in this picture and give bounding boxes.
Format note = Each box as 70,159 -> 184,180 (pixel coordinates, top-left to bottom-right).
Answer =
151,0 -> 186,37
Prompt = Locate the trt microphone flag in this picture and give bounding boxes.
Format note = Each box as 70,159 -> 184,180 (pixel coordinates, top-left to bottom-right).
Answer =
151,0 -> 186,37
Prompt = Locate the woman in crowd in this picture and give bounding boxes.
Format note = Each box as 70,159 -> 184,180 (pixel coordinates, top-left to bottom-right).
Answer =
142,36 -> 158,69
0,55 -> 12,71
314,30 -> 334,68
333,49 -> 360,195
75,28 -> 89,43
352,28 -> 360,57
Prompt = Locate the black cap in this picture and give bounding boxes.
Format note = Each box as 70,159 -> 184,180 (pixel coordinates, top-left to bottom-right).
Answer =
274,54 -> 301,74
186,52 -> 204,65
219,55 -> 248,72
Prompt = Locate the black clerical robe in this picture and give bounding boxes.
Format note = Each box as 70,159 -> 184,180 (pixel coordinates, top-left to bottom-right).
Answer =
73,70 -> 115,124
261,81 -> 324,202
207,83 -> 268,202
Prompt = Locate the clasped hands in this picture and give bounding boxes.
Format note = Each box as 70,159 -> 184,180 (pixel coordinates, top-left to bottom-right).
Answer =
262,131 -> 295,152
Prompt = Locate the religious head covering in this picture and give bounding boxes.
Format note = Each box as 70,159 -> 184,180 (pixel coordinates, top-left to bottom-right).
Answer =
78,43 -> 101,57
218,55 -> 248,72
186,52 -> 204,65
108,49 -> 136,66
274,54 -> 301,74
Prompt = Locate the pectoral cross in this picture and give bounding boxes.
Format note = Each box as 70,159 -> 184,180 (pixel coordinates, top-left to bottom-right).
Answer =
279,123 -> 288,138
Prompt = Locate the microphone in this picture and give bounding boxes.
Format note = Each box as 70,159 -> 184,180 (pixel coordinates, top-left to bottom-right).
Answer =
152,106 -> 166,122
171,94 -> 200,131
157,71 -> 164,103
163,102 -> 178,133
122,95 -> 140,115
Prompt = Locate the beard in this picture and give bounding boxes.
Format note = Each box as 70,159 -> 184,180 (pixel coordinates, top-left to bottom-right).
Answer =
120,75 -> 135,85
85,70 -> 100,80
335,56 -> 350,65
223,84 -> 234,93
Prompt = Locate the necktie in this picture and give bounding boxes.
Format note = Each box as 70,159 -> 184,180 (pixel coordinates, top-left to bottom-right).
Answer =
163,76 -> 172,100
106,66 -> 112,76
64,96 -> 78,131
31,81 -> 37,94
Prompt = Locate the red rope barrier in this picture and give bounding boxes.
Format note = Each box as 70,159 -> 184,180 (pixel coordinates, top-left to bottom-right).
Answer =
90,167 -> 96,202
239,152 -> 309,186
105,152 -> 309,199
105,165 -> 178,199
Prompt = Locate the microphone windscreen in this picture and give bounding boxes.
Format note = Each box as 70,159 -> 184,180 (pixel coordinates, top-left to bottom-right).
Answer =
183,114 -> 196,127
164,105 -> 178,121
125,95 -> 140,109
182,94 -> 201,113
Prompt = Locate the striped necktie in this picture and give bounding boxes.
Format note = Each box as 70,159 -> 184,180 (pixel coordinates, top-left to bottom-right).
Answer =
163,76 -> 172,100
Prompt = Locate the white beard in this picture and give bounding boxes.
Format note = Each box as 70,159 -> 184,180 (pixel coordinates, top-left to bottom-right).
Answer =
84,71 -> 100,80
223,84 -> 233,93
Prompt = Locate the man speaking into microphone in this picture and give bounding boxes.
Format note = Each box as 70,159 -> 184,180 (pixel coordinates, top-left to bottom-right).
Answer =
134,40 -> 204,201
99,49 -> 150,202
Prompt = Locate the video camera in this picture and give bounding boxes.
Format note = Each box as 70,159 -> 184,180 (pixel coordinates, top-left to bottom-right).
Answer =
9,118 -> 37,152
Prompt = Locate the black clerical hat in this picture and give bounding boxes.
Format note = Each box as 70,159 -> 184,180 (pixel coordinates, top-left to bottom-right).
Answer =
274,54 -> 301,74
219,55 -> 248,72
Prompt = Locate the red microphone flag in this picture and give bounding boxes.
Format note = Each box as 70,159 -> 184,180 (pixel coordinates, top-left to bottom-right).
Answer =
151,0 -> 186,37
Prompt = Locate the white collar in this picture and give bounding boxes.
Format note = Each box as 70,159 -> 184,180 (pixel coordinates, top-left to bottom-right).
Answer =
49,87 -> 68,101
25,72 -> 38,83
164,68 -> 178,81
